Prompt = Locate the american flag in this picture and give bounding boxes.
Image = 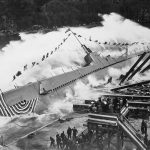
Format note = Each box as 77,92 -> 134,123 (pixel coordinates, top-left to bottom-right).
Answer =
0,91 -> 38,117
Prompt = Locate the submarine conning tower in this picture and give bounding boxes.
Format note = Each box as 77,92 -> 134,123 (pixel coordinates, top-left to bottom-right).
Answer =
83,44 -> 101,66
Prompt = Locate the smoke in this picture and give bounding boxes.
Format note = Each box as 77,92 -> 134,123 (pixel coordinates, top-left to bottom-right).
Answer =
102,13 -> 150,42
49,99 -> 73,116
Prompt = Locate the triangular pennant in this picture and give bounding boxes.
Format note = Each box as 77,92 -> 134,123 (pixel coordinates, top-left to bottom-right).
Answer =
24,65 -> 27,71
32,62 -> 36,67
16,71 -> 22,76
46,53 -> 49,58
42,55 -> 45,61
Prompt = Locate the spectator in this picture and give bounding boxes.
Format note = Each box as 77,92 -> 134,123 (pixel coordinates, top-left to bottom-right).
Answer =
88,130 -> 93,142
81,132 -> 86,142
61,131 -> 65,140
56,133 -> 61,149
50,136 -> 55,148
73,127 -> 78,140
120,98 -> 123,107
91,104 -> 97,113
67,127 -> 72,139
141,119 -> 145,134
109,102 -> 114,113
97,103 -> 102,113
63,136 -> 69,149
101,99 -> 109,113
61,131 -> 65,148
144,120 -> 148,135
60,138 -> 63,149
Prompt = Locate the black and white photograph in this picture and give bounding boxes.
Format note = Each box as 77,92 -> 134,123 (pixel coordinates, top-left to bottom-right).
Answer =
0,0 -> 150,149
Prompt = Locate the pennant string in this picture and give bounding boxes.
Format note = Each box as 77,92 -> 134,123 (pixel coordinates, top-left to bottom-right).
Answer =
12,31 -> 71,81
12,29 -> 150,81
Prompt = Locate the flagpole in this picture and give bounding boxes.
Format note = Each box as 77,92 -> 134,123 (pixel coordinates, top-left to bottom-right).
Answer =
68,28 -> 89,54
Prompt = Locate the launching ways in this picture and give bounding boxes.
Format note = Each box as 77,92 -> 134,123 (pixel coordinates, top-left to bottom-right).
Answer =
99,92 -> 150,100
111,79 -> 150,98
87,113 -> 147,150
119,52 -> 150,85
112,80 -> 150,92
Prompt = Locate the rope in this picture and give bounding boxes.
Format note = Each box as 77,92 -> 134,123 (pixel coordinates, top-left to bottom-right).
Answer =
12,32 -> 71,82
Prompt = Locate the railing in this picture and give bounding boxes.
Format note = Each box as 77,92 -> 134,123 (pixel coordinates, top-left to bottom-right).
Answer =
119,115 -> 145,147
118,120 -> 146,150
121,115 -> 138,134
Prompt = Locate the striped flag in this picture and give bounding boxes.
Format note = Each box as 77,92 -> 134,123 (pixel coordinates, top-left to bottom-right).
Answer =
0,91 -> 38,117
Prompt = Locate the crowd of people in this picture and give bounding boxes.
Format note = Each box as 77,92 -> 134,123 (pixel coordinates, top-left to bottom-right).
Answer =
49,127 -> 78,150
49,127 -> 94,150
90,96 -> 127,114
